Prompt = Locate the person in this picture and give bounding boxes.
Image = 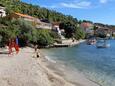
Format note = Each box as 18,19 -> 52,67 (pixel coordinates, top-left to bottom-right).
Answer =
34,45 -> 38,53
36,51 -> 40,58
15,37 -> 20,54
8,38 -> 20,55
8,40 -> 13,55
16,36 -> 19,45
34,44 -> 40,58
8,39 -> 14,55
72,37 -> 75,42
15,43 -> 19,54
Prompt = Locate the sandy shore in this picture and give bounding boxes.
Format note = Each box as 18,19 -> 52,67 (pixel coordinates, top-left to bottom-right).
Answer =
0,47 -> 100,86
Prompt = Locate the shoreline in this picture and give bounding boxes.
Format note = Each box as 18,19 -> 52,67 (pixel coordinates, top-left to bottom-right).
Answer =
37,52 -> 76,86
39,39 -> 102,86
39,51 -> 101,86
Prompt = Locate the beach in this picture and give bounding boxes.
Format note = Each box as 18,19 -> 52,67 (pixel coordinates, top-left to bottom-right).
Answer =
0,47 -> 100,86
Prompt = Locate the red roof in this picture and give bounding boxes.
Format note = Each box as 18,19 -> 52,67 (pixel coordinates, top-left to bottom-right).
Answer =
52,22 -> 60,26
81,22 -> 93,28
15,12 -> 34,19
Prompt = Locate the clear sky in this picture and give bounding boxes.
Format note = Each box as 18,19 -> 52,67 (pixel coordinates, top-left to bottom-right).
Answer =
22,0 -> 115,25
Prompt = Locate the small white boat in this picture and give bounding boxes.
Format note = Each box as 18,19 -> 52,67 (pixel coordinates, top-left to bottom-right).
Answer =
96,39 -> 110,48
96,44 -> 110,48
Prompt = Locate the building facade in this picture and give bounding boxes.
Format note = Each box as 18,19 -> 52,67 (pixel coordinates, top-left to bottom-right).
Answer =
8,12 -> 52,29
52,22 -> 62,35
0,6 -> 6,17
80,22 -> 94,34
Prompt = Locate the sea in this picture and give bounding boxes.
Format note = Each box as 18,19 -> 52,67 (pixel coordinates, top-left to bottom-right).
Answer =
41,40 -> 115,86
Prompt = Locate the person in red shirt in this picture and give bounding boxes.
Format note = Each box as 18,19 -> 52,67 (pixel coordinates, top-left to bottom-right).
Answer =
8,38 -> 20,55
8,39 -> 13,55
15,43 -> 19,54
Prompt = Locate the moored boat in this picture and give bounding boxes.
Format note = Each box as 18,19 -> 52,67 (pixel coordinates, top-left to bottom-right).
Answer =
87,38 -> 96,45
96,39 -> 110,48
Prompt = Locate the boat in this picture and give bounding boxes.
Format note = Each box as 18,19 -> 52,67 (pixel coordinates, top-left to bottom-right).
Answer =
96,39 -> 110,48
87,37 -> 96,45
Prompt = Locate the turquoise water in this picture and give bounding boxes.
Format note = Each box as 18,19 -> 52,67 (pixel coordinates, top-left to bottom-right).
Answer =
42,40 -> 115,86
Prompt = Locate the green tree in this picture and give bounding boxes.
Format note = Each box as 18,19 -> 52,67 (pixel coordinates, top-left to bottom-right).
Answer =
59,22 -> 76,38
74,27 -> 85,40
36,30 -> 54,46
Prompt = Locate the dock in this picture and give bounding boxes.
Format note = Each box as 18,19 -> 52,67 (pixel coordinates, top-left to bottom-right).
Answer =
53,40 -> 85,48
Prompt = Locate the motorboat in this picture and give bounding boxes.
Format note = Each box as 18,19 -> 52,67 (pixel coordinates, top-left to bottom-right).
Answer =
87,38 -> 96,45
96,39 -> 110,48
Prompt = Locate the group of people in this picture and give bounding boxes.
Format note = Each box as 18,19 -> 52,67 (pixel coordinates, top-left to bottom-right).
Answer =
7,38 -> 40,57
8,38 -> 20,55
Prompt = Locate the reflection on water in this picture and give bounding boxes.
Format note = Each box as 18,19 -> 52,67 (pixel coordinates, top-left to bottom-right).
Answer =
42,40 -> 115,86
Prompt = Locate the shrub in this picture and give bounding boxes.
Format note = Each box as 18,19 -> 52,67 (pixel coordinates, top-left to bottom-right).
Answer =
36,29 -> 54,46
0,18 -> 54,47
74,27 -> 85,40
49,31 -> 61,39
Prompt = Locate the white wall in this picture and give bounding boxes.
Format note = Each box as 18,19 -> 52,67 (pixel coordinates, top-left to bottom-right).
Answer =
0,7 -> 6,17
36,23 -> 52,29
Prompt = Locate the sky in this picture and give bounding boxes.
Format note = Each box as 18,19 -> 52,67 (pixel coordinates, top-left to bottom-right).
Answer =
21,0 -> 115,25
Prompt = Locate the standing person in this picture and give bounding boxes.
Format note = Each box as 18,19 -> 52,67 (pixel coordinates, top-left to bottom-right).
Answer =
34,44 -> 40,58
15,37 -> 20,54
16,36 -> 19,45
15,44 -> 19,54
8,39 -> 13,55
34,44 -> 38,53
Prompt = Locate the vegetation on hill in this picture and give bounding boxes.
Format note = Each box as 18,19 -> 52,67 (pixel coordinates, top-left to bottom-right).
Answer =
59,22 -> 85,39
0,0 -> 78,24
0,0 -> 87,47
1,0 -> 115,47
0,18 -> 55,47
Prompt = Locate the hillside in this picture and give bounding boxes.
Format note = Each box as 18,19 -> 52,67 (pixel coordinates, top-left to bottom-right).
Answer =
0,0 -> 78,24
1,0 -> 115,47
1,0 -> 115,27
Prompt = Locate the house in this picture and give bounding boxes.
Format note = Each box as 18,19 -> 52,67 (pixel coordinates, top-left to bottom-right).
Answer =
80,22 -> 94,34
94,23 -> 112,37
8,12 -> 37,21
52,22 -> 65,40
7,12 -> 52,29
94,27 -> 111,37
109,27 -> 115,36
111,28 -> 115,34
36,20 -> 52,30
0,5 -> 6,17
52,22 -> 61,35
